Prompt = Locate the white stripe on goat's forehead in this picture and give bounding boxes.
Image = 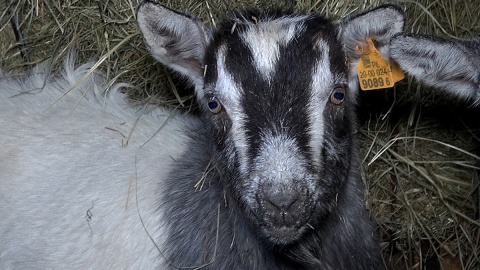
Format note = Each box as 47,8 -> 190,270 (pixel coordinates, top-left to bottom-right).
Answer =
240,15 -> 309,81
204,12 -> 348,174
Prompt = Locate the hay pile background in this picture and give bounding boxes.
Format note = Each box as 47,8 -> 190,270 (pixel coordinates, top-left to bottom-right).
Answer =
1,0 -> 479,269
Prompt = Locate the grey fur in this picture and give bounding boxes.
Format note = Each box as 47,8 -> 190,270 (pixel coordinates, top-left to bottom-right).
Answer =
0,1 -> 406,269
390,33 -> 480,104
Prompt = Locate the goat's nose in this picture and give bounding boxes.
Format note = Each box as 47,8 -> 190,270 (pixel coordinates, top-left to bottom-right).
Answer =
263,189 -> 299,212
261,186 -> 303,226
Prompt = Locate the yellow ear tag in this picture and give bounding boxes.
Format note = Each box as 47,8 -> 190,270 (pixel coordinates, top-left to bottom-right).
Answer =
356,39 -> 404,91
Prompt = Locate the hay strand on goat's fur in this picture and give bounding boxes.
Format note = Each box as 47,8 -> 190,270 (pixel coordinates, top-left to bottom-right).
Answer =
1,0 -> 479,269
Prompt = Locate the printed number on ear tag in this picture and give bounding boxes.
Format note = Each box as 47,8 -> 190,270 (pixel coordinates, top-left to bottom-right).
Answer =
356,39 -> 404,91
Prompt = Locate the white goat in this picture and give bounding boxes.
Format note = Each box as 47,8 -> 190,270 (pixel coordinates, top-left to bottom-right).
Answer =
0,1 -> 405,269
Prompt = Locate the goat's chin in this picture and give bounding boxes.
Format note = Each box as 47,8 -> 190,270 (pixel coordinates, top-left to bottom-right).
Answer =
262,224 -> 308,245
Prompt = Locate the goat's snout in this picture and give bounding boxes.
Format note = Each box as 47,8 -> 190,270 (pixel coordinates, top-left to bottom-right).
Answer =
257,184 -> 309,242
262,187 -> 300,225
264,188 -> 299,211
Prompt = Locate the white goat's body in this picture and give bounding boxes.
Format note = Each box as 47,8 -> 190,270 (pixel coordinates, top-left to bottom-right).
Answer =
0,60 -> 198,268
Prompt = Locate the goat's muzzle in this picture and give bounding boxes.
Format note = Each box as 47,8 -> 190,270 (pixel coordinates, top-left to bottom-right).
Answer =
256,183 -> 313,244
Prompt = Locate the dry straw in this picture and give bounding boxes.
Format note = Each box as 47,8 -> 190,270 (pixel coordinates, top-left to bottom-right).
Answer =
1,0 -> 479,269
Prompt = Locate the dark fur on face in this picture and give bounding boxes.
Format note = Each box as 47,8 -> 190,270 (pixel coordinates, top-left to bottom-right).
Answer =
201,10 -> 354,245
161,10 -> 379,269
135,2 -> 405,268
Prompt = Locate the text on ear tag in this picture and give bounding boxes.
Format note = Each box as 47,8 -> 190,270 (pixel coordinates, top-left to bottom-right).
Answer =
356,39 -> 404,91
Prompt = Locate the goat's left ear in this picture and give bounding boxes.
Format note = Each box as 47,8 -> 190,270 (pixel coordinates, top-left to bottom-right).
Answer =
137,0 -> 210,89
390,33 -> 480,104
339,5 -> 405,87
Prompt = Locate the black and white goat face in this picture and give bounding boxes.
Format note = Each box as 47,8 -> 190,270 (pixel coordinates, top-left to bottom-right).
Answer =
138,1 -> 404,245
201,14 -> 353,244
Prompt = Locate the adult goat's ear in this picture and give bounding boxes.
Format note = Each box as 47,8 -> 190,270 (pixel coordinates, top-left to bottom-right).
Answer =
339,5 -> 405,90
137,0 -> 210,88
390,33 -> 480,104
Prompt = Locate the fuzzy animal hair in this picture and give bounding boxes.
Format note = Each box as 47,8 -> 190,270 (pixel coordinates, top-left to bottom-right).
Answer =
0,53 -> 199,269
1,1 -> 405,269
390,33 -> 480,104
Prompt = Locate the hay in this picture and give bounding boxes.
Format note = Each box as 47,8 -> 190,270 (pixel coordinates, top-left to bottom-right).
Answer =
1,0 -> 479,269
360,107 -> 480,269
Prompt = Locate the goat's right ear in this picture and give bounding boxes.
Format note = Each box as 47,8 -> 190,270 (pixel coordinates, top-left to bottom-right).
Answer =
390,33 -> 480,103
137,0 -> 210,88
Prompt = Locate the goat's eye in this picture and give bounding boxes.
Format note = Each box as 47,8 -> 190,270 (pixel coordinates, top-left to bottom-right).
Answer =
330,87 -> 346,105
207,97 -> 222,114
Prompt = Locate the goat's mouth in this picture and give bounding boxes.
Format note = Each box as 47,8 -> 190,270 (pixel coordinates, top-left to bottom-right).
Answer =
261,222 -> 310,245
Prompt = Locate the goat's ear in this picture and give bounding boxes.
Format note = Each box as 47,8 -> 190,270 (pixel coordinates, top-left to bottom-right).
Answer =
137,0 -> 210,88
339,5 -> 405,89
390,33 -> 480,103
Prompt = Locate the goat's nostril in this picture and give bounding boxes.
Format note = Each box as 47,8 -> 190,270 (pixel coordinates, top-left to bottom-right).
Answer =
260,187 -> 306,227
263,189 -> 299,212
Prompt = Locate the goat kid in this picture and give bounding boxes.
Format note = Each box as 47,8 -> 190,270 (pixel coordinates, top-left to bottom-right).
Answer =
0,1 -> 405,269
390,33 -> 480,104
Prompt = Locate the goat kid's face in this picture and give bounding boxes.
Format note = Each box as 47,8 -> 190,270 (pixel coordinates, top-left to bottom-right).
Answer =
137,1 -> 404,245
202,15 -> 352,244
